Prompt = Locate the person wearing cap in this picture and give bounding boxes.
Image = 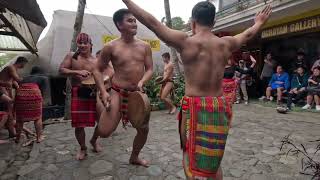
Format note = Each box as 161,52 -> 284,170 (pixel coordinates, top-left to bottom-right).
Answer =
290,49 -> 309,74
59,33 -> 102,160
234,53 -> 256,105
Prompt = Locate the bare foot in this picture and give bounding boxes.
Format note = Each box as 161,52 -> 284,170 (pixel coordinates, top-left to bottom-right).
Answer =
15,135 -> 22,144
169,106 -> 177,115
76,149 -> 87,160
129,157 -> 149,167
9,133 -> 16,139
0,139 -> 9,144
37,135 -> 45,143
90,139 -> 102,153
22,139 -> 35,147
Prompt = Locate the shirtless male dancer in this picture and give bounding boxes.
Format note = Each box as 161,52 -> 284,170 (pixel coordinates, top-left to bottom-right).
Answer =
59,33 -> 103,160
93,9 -> 153,167
0,57 -> 28,138
159,52 -> 176,114
122,0 -> 271,179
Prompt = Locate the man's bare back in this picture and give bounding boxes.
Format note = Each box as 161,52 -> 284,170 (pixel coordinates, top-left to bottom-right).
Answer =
123,1 -> 271,177
123,0 -> 271,97
181,33 -> 232,97
0,66 -> 21,88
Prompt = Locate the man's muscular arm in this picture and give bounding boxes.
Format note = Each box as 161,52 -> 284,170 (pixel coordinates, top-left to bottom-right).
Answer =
122,0 -> 188,51
223,6 -> 271,52
138,45 -> 153,91
8,66 -> 22,82
0,80 -> 11,88
93,44 -> 113,106
59,53 -> 90,77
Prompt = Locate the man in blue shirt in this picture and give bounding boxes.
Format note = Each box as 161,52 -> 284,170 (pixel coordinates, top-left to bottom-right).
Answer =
265,65 -> 290,105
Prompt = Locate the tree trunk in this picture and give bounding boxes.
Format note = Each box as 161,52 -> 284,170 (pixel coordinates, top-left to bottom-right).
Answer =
164,0 -> 181,76
64,0 -> 86,120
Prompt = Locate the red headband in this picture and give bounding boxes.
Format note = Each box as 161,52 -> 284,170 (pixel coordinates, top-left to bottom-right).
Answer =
76,33 -> 92,44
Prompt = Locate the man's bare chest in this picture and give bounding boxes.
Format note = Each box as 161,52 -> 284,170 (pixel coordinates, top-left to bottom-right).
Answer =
71,59 -> 95,71
112,50 -> 145,65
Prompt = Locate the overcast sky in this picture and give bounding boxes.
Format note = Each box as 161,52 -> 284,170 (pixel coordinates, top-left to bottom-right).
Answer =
37,0 -> 219,39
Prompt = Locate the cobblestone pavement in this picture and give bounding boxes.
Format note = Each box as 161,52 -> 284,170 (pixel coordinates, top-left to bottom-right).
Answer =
0,104 -> 319,180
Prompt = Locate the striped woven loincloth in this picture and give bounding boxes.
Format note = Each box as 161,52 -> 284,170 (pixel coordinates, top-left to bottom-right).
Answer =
71,86 -> 96,128
15,83 -> 43,122
111,84 -> 131,128
178,96 -> 232,179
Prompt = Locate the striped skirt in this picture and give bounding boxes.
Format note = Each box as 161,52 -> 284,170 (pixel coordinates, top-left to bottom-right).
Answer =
222,78 -> 237,105
15,83 -> 43,122
178,96 -> 232,179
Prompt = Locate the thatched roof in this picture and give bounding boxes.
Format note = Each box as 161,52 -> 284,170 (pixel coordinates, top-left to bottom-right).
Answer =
0,0 -> 47,53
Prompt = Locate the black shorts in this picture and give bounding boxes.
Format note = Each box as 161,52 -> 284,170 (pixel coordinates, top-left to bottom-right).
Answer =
308,91 -> 320,96
306,87 -> 320,96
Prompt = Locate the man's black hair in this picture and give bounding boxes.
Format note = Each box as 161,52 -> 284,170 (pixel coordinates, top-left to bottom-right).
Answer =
113,9 -> 132,31
15,56 -> 28,64
192,1 -> 216,27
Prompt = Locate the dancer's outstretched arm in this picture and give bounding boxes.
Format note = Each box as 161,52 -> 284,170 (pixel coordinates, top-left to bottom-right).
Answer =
122,0 -> 188,52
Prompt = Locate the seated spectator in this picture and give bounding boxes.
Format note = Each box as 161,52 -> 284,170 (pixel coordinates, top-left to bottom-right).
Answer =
302,66 -> 320,111
311,52 -> 320,72
286,67 -> 308,110
265,65 -> 290,105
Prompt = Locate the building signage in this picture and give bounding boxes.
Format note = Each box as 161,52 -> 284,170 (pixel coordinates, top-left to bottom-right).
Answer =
261,15 -> 320,39
102,35 -> 161,51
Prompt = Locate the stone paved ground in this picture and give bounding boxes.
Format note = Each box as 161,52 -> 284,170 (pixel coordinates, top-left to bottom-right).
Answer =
0,104 -> 319,180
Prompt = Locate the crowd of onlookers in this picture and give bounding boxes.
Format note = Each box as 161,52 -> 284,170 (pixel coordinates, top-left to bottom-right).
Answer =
259,50 -> 320,111
224,49 -> 320,111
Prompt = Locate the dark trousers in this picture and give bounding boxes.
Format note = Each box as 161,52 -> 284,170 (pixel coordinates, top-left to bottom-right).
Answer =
287,91 -> 307,109
260,76 -> 271,96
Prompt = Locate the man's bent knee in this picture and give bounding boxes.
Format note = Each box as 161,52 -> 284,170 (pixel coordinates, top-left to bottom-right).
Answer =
160,96 -> 166,101
266,87 -> 271,92
97,125 -> 114,138
98,130 -> 113,138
